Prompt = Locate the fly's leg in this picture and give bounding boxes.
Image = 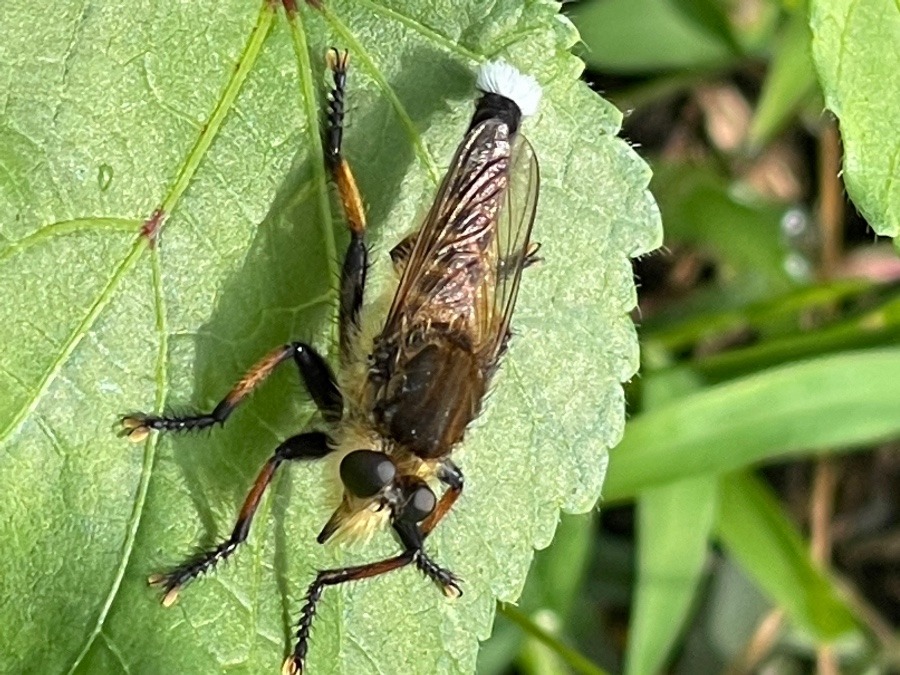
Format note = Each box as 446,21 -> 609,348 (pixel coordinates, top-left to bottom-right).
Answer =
121,342 -> 341,441
324,49 -> 369,362
149,432 -> 333,606
420,459 -> 464,536
499,240 -> 542,277
284,469 -> 465,674
283,551 -> 416,675
411,461 -> 465,596
394,518 -> 463,598
284,526 -> 461,675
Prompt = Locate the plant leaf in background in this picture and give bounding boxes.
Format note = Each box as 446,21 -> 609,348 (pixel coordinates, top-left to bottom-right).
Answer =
717,473 -> 859,640
0,0 -> 660,673
570,0 -> 737,73
625,369 -> 718,675
629,475 -> 718,675
747,3 -> 818,150
810,0 -> 900,238
606,348 -> 900,500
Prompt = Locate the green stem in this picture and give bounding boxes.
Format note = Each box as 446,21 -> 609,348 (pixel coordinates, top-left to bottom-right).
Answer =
693,295 -> 900,380
284,6 -> 337,270
499,604 -> 610,675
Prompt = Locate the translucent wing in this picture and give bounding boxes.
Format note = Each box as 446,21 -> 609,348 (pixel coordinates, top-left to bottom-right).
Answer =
485,134 -> 539,361
382,118 -> 539,364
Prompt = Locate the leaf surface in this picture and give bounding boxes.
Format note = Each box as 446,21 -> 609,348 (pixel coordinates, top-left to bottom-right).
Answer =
0,1 -> 660,673
810,0 -> 900,237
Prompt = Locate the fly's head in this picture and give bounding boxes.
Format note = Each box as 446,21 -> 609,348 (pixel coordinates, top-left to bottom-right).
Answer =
316,446 -> 436,544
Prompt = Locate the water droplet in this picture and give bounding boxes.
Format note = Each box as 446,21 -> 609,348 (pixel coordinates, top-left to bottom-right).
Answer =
98,164 -> 114,191
780,207 -> 808,238
783,251 -> 812,281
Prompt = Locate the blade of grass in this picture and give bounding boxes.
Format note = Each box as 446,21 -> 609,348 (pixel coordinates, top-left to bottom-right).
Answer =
692,294 -> 900,381
747,3 -> 818,149
645,278 -> 873,354
605,348 -> 900,500
627,475 -> 718,675
626,369 -> 717,675
716,472 -> 859,640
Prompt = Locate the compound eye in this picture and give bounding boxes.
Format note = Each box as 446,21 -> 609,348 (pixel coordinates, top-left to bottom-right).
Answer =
340,450 -> 396,498
402,484 -> 436,523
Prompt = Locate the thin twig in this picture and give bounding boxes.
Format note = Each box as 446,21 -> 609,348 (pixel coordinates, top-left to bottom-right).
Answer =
817,122 -> 844,280
727,608 -> 784,674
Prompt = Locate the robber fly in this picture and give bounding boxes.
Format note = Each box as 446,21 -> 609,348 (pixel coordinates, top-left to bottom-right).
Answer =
121,50 -> 541,674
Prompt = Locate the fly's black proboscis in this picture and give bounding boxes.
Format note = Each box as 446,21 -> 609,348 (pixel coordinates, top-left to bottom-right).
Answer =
121,49 -> 542,674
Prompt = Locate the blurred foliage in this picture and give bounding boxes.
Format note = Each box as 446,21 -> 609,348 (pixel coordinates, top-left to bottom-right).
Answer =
480,1 -> 899,674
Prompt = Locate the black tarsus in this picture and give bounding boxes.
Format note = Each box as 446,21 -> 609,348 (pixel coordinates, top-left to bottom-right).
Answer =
393,520 -> 462,594
287,520 -> 460,674
121,342 -> 341,437
324,49 -> 346,170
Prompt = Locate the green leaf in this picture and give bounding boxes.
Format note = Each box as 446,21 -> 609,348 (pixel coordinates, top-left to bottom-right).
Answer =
669,0 -> 742,53
716,473 -> 859,640
810,0 -> 900,237
570,0 -> 736,74
0,1 -> 660,673
626,369 -> 717,675
747,5 -> 818,150
605,348 -> 900,500
628,475 -> 717,675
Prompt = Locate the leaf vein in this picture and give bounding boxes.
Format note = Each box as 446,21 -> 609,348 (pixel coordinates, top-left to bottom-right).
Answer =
285,8 -> 340,349
0,218 -> 138,264
99,630 -> 133,675
158,2 -> 276,223
64,246 -> 167,674
835,0 -> 864,90
0,240 -> 145,448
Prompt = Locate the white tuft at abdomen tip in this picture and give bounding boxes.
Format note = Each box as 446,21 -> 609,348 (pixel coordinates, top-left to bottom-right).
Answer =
476,60 -> 542,117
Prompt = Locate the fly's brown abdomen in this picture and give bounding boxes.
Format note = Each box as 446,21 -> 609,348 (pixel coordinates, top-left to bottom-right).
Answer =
375,339 -> 485,459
